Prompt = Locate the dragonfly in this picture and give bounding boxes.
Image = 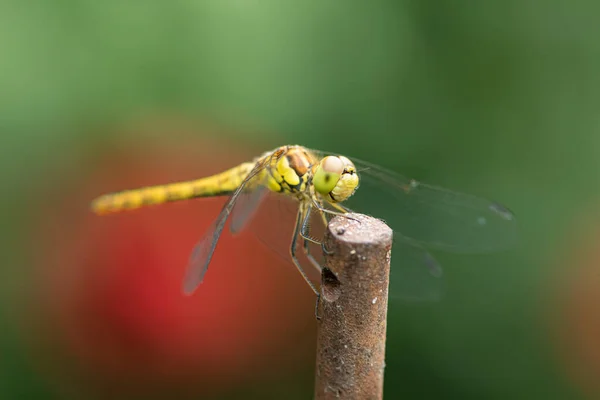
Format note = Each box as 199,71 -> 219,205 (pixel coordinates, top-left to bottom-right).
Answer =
91,145 -> 517,301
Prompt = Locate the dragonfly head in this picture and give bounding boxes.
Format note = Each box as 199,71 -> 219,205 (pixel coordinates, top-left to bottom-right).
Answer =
313,155 -> 359,202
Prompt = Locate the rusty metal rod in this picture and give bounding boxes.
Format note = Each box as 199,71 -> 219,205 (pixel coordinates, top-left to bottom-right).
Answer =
314,213 -> 393,400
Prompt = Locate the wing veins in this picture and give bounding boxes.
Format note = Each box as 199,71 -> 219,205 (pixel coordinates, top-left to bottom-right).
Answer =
182,157 -> 270,294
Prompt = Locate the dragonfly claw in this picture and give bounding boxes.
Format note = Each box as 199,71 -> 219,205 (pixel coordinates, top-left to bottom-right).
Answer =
314,293 -> 322,320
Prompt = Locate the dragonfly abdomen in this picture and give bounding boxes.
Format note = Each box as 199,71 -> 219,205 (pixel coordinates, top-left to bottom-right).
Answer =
91,162 -> 255,214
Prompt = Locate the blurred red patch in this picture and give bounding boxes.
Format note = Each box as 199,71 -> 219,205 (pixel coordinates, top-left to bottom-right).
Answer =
24,126 -> 315,397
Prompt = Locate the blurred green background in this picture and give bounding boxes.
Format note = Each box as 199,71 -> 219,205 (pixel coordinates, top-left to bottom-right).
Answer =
2,1 -> 600,399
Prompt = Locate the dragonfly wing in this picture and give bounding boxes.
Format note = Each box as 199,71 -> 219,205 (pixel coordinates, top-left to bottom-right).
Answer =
362,167 -> 516,253
183,221 -> 217,294
234,191 -> 443,301
323,201 -> 444,301
182,158 -> 268,295
311,149 -> 518,253
389,241 -> 445,302
230,185 -> 269,235
237,192 -> 326,283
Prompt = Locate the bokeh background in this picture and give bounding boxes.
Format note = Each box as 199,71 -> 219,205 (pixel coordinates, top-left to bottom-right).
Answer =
1,1 -> 600,399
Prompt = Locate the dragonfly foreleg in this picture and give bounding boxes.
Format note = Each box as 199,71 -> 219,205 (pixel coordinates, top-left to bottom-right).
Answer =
311,198 -> 359,223
328,202 -> 353,214
309,199 -> 355,255
299,205 -> 324,246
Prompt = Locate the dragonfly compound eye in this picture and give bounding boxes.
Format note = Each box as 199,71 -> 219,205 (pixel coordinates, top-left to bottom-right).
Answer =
332,156 -> 359,202
314,156 -> 359,202
314,156 -> 342,195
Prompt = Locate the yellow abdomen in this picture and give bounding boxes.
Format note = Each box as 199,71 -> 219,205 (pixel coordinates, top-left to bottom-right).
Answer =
91,162 -> 255,215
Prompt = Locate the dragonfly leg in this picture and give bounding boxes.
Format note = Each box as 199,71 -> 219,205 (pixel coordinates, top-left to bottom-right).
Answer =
314,293 -> 322,320
328,202 -> 353,214
299,204 -> 323,245
297,204 -> 324,319
305,200 -> 338,255
290,207 -> 320,297
299,204 -> 323,273
321,241 -> 333,255
303,239 -> 323,272
311,198 -> 359,223
301,236 -> 322,246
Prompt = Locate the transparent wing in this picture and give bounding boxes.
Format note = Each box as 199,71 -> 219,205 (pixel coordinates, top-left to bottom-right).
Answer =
389,241 -> 444,302
327,202 -> 444,302
310,149 -> 517,253
182,158 -> 268,295
239,192 -> 323,280
237,194 -> 443,302
230,185 -> 269,235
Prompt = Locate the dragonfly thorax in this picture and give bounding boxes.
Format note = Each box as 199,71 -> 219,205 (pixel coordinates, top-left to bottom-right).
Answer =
264,146 -> 318,196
